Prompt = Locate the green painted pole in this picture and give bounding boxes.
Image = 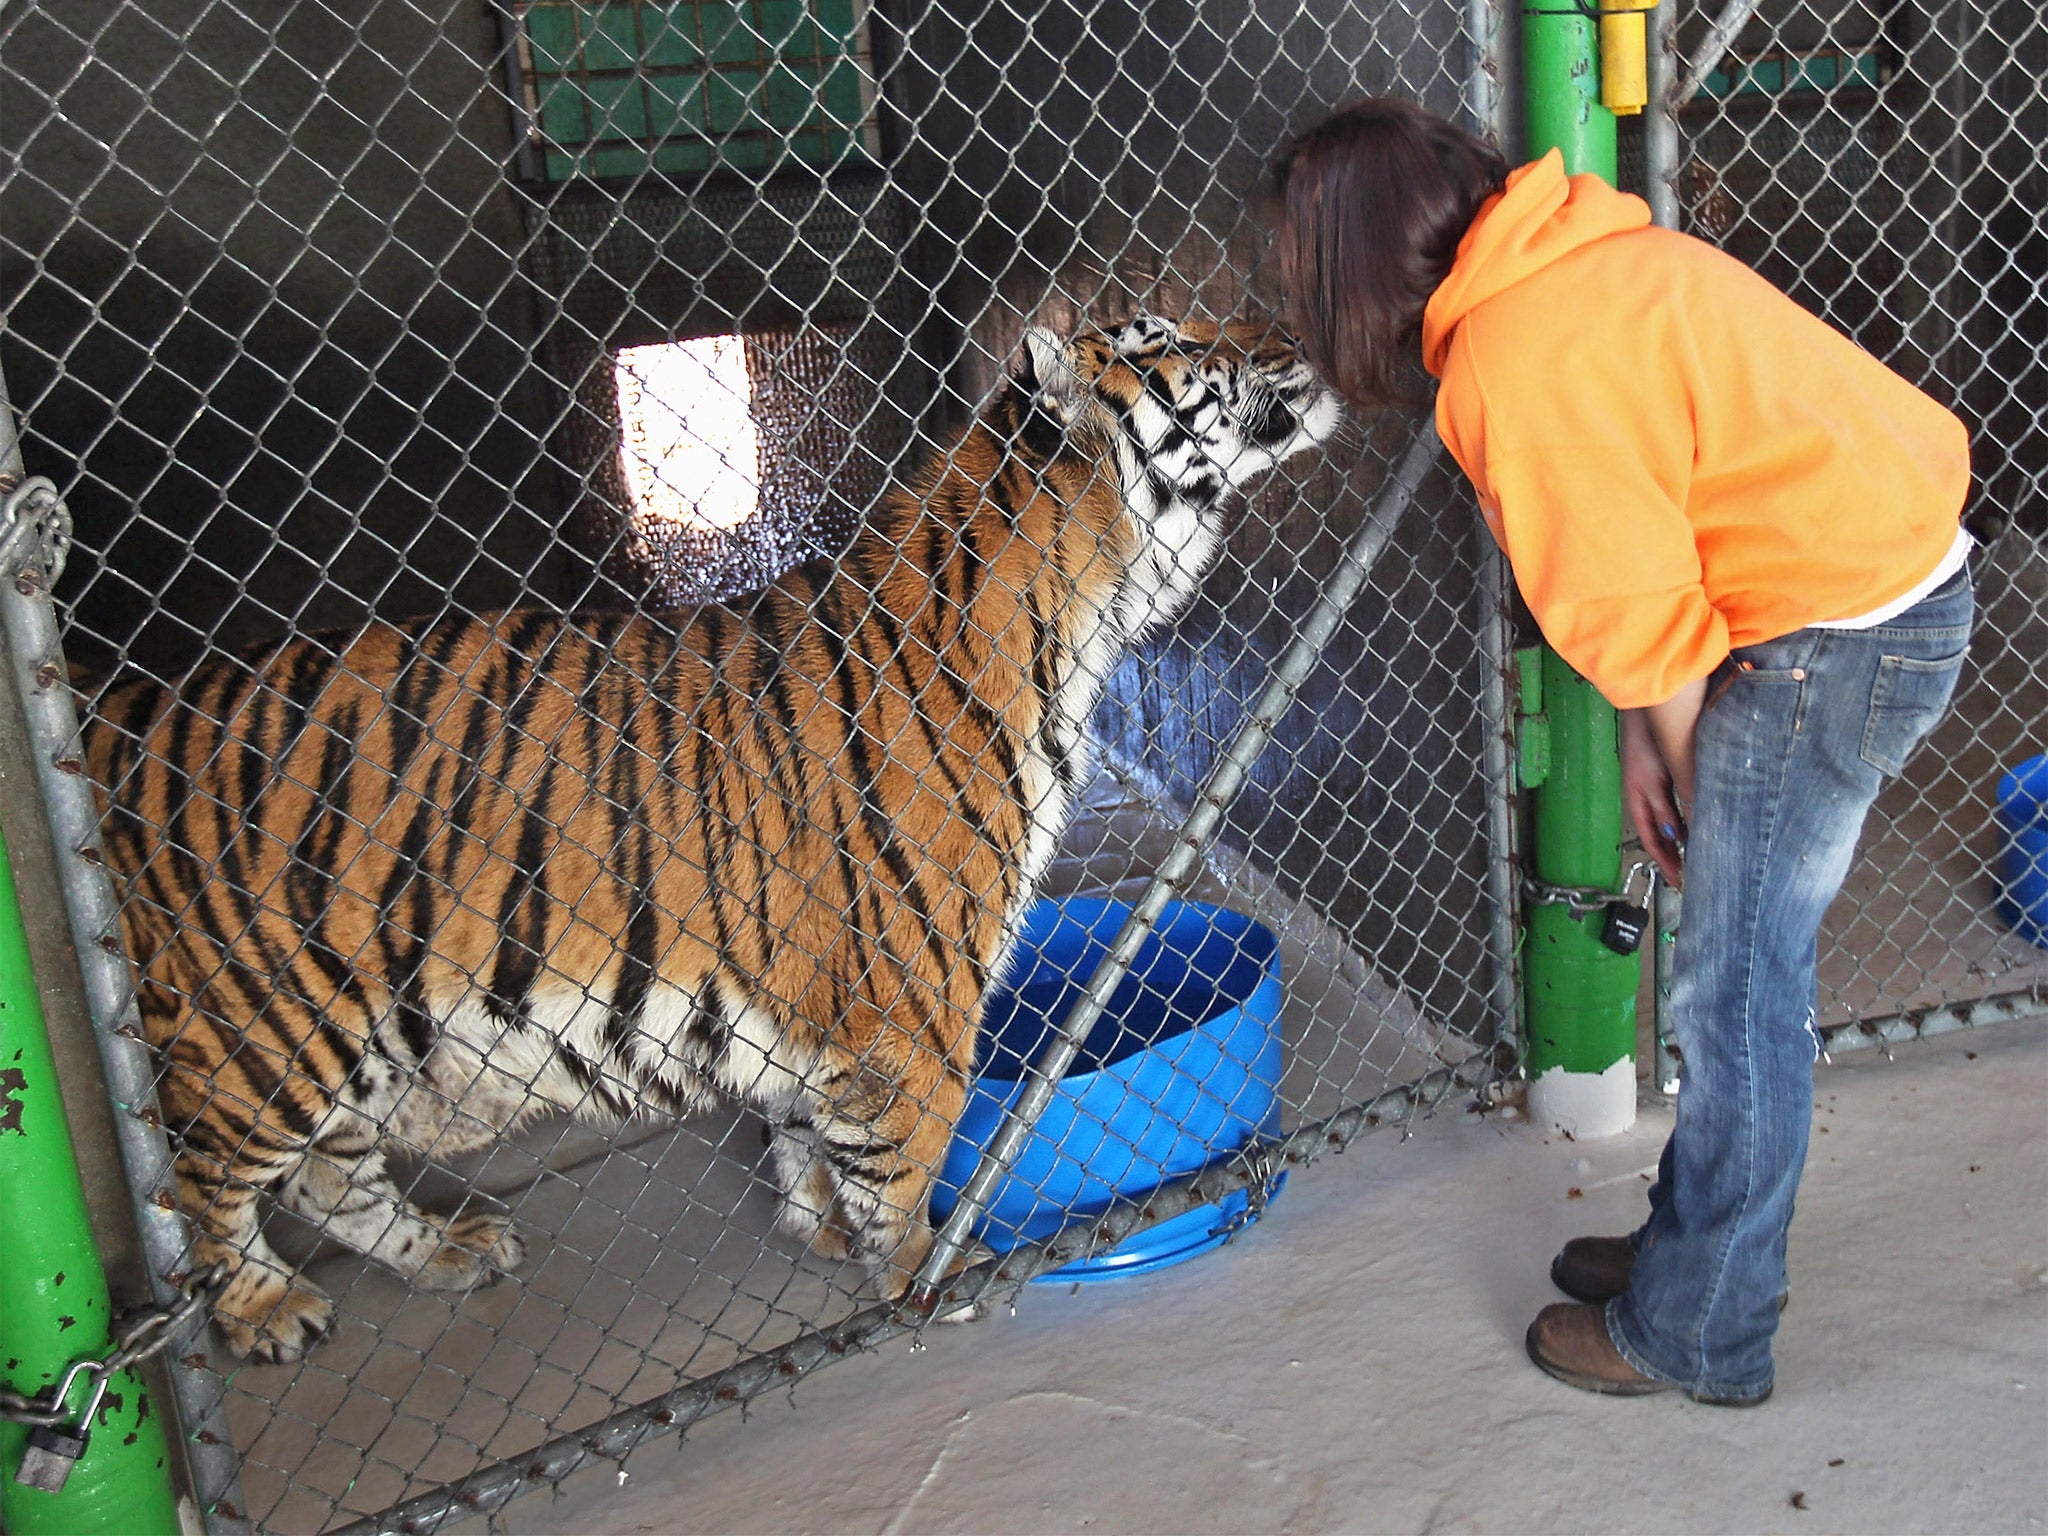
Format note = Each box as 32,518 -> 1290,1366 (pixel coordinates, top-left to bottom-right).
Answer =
1520,3 -> 1640,1135
0,817 -> 181,1536
1524,4 -> 1618,179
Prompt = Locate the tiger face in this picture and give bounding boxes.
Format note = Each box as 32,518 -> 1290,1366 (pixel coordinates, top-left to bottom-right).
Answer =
1017,314 -> 1345,639
1026,314 -> 1345,486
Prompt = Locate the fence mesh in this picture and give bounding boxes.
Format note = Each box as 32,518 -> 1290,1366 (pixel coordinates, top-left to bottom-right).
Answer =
0,0 -> 2041,1531
1651,0 -> 2048,1043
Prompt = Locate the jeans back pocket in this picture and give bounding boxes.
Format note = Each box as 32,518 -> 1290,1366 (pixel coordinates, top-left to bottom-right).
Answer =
1861,645 -> 1968,776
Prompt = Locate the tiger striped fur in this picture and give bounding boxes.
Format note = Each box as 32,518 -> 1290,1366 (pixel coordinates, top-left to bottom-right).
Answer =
89,316 -> 1342,1362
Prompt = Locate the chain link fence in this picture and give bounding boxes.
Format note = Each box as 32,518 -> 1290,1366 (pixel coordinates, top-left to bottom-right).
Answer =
0,0 -> 2039,1531
1646,0 -> 2048,1066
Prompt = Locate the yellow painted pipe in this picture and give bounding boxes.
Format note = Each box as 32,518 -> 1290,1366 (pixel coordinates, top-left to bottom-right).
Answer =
1600,0 -> 1660,115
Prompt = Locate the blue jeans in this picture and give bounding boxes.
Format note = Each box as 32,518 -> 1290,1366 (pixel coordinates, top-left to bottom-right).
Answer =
1607,565 -> 1974,1402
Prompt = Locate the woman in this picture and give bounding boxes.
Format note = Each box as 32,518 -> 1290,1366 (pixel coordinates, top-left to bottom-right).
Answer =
1272,98 -> 1973,1406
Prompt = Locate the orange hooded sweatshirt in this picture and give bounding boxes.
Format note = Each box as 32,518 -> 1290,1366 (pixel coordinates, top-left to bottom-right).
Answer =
1422,151 -> 1970,709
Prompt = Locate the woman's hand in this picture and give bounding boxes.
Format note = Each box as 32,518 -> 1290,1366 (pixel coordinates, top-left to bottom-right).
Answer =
1620,706 -> 1687,887
1642,677 -> 1704,811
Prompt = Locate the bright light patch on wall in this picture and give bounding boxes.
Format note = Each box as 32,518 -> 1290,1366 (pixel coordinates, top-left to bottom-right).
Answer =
615,336 -> 760,531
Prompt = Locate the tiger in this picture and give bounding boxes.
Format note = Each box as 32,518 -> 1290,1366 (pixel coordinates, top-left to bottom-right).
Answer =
87,315 -> 1343,1363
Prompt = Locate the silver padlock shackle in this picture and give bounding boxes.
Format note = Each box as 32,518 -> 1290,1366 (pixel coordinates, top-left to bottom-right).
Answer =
46,1358 -> 113,1436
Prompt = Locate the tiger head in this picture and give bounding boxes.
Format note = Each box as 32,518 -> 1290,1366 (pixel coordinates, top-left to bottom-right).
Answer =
1019,313 -> 1346,505
1015,314 -> 1344,637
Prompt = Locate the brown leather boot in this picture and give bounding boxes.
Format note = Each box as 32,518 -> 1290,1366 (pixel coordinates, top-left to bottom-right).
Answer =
1550,1235 -> 1635,1303
1525,1302 -> 1774,1406
1526,1301 -> 1672,1396
1550,1235 -> 1790,1310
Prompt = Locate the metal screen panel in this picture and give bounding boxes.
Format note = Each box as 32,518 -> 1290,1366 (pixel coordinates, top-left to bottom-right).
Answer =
517,0 -> 880,179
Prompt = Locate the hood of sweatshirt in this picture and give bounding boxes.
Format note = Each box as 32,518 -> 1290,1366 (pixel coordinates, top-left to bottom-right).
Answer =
1420,149 -> 1651,377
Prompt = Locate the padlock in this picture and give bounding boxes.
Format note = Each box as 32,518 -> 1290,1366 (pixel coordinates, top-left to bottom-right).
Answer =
13,1423 -> 88,1494
13,1359 -> 108,1495
1600,861 -> 1657,955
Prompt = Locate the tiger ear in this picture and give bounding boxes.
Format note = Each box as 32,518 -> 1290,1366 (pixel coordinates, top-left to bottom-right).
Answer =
1115,314 -> 1176,352
1020,326 -> 1086,419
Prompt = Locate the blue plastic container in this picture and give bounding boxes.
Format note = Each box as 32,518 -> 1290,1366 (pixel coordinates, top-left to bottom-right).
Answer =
931,897 -> 1285,1283
1996,753 -> 2048,949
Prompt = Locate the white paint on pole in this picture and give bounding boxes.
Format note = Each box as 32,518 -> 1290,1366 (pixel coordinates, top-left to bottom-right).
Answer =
1528,1057 -> 1637,1138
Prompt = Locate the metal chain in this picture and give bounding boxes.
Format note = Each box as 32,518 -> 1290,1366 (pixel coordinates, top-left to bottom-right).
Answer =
1520,877 -> 1621,920
0,475 -> 71,596
0,1264 -> 226,1431
1521,859 -> 1657,921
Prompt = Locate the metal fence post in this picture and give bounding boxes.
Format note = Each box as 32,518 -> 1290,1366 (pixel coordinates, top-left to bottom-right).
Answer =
1643,0 -> 1685,1095
1470,0 -> 1525,1061
0,363 -> 250,1535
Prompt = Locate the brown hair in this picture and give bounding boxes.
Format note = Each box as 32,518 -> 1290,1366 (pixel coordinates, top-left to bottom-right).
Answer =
1272,98 -> 1510,413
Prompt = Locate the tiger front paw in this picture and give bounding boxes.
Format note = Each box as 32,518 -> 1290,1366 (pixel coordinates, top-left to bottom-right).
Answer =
216,1269 -> 336,1364
416,1213 -> 526,1292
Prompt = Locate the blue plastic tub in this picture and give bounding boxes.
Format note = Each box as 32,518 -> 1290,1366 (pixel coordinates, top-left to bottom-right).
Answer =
1996,753 -> 2048,949
931,897 -> 1285,1283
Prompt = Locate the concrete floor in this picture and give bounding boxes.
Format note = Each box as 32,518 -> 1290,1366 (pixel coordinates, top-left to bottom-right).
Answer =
499,1018 -> 2047,1536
